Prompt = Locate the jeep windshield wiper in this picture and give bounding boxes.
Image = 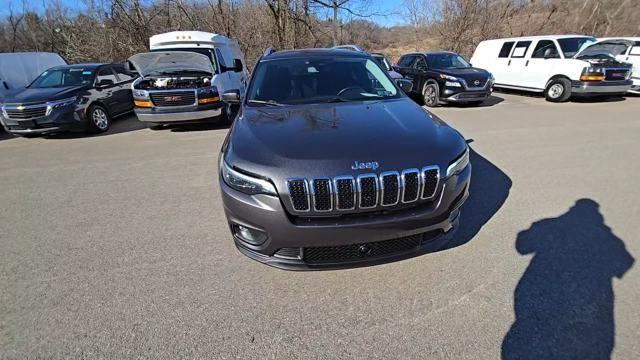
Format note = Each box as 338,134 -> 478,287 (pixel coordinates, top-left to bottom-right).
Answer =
246,99 -> 284,107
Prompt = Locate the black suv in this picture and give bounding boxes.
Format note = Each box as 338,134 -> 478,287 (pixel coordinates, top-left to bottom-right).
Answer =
0,63 -> 135,136
218,49 -> 471,270
395,51 -> 494,107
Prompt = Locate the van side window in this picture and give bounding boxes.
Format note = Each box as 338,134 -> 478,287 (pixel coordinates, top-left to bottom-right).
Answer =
397,55 -> 415,67
531,40 -> 560,59
511,41 -> 532,58
630,45 -> 640,56
215,48 -> 228,69
498,42 -> 514,58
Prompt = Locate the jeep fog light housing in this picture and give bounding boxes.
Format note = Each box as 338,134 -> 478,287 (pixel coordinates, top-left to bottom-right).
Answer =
221,161 -> 277,196
446,146 -> 470,177
232,224 -> 268,245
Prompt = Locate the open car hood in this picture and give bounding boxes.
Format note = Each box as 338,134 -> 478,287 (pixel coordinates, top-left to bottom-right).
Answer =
575,38 -> 635,58
128,51 -> 213,77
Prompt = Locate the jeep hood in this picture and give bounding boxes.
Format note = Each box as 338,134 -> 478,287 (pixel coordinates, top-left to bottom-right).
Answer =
224,98 -> 467,183
128,51 -> 213,76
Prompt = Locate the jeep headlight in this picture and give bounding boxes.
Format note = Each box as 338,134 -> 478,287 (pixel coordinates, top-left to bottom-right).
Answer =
446,146 -> 470,177
221,160 -> 277,196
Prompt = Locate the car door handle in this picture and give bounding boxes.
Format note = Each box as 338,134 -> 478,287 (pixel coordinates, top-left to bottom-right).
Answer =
525,60 -> 529,66
508,60 -> 511,66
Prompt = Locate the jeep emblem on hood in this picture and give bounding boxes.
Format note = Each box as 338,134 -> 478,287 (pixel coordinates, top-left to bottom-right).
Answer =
351,161 -> 379,171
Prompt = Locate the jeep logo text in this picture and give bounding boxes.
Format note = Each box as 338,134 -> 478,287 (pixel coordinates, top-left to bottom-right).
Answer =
351,161 -> 379,171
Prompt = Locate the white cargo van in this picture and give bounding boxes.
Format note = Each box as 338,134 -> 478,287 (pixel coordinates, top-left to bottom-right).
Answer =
129,31 -> 248,128
470,35 -> 632,102
591,37 -> 640,94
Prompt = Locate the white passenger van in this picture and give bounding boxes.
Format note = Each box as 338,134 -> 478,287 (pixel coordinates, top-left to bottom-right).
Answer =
591,37 -> 640,94
471,35 -> 633,102
129,31 -> 249,128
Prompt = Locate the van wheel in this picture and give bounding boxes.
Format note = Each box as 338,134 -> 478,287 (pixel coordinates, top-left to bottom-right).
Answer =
423,83 -> 440,107
88,105 -> 111,133
545,78 -> 572,102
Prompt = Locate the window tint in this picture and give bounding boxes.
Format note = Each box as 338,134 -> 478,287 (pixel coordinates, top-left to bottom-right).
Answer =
96,67 -> 118,84
498,41 -> 514,58
112,65 -> 135,82
511,41 -> 532,58
397,55 -> 415,67
531,40 -> 560,58
29,68 -> 94,88
414,56 -> 427,71
425,53 -> 471,69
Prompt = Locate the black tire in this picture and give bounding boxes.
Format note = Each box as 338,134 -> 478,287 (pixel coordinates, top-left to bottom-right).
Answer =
545,78 -> 572,102
148,124 -> 164,131
422,83 -> 440,107
87,105 -> 111,133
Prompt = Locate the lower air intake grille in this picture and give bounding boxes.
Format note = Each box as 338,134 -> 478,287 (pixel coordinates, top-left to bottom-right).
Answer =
422,168 -> 439,199
274,247 -> 302,259
335,177 -> 355,210
302,231 -> 442,264
288,179 -> 309,211
381,173 -> 399,205
312,179 -> 332,211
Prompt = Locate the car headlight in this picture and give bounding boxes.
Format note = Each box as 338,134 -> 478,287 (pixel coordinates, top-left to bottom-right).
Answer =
45,96 -> 79,115
446,146 -> 470,177
445,81 -> 461,87
133,89 -> 149,98
221,160 -> 277,196
440,74 -> 459,81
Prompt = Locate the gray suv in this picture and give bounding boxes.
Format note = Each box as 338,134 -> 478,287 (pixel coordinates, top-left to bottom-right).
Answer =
218,49 -> 471,270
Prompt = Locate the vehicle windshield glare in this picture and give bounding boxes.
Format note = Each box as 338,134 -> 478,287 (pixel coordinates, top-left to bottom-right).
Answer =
29,68 -> 94,88
247,57 -> 399,105
557,37 -> 596,58
426,53 -> 471,70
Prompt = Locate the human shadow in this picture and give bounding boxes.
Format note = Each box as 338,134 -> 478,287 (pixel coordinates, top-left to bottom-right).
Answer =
441,144 -> 512,250
502,199 -> 634,360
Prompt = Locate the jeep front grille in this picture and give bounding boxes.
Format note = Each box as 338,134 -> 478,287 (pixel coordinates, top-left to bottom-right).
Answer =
286,165 -> 441,214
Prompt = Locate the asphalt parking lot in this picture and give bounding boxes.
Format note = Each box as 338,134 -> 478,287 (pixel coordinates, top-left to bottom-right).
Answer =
1,92 -> 639,359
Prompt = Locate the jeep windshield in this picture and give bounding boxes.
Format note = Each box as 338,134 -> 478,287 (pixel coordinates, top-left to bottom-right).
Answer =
246,57 -> 399,105
426,53 -> 471,70
28,67 -> 94,88
558,37 -> 596,58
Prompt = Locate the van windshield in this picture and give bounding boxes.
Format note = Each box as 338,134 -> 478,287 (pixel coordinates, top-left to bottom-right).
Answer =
426,53 -> 471,70
151,48 -> 218,73
29,68 -> 94,88
247,57 -> 399,105
557,37 -> 596,58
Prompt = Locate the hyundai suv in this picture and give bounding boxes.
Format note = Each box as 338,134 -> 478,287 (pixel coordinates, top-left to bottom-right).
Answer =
218,49 -> 471,270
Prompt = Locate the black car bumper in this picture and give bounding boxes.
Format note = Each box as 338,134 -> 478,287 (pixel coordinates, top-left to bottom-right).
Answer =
1,105 -> 88,135
441,84 -> 492,103
220,164 -> 471,270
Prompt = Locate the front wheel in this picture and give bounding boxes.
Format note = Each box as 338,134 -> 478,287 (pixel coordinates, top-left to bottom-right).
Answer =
422,83 -> 440,107
545,78 -> 572,102
87,105 -> 111,133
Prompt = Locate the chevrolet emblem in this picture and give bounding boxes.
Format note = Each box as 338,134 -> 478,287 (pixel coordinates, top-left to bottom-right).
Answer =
16,105 -> 25,111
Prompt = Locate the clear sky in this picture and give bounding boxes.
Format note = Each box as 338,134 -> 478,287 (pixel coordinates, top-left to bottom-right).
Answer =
1,0 -> 406,27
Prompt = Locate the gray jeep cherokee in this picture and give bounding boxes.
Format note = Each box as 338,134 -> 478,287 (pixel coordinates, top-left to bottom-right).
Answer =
218,49 -> 471,270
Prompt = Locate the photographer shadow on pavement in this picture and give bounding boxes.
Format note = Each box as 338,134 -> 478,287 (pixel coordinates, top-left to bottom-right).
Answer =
502,199 -> 635,360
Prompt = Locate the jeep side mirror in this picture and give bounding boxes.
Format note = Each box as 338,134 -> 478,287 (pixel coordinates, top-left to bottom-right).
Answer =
395,78 -> 413,93
97,79 -> 114,88
222,89 -> 241,104
233,59 -> 243,73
